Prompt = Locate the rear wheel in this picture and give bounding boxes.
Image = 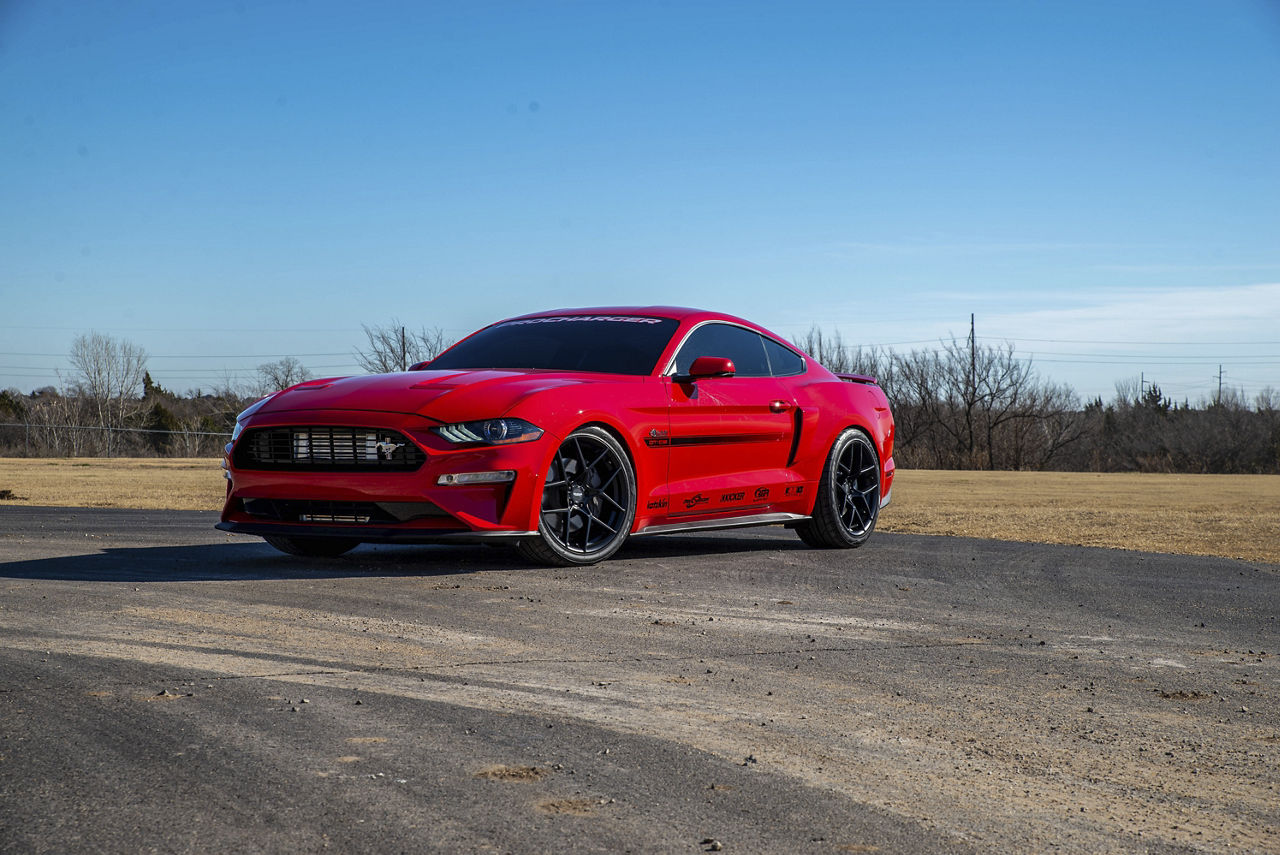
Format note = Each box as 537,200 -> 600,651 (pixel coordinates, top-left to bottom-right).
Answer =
262,535 -> 360,557
795,428 -> 880,549
517,427 -> 636,566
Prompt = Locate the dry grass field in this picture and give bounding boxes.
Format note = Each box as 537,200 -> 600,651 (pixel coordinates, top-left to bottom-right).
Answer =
0,458 -> 1277,564
883,469 -> 1280,564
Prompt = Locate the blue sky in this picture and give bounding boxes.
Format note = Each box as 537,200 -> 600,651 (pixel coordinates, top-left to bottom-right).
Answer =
2,0 -> 1278,402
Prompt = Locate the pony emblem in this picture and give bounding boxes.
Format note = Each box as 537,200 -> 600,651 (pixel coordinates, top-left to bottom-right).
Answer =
375,439 -> 404,459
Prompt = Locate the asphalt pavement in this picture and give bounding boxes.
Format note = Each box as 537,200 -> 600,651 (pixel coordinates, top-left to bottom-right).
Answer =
1,507 -> 1276,854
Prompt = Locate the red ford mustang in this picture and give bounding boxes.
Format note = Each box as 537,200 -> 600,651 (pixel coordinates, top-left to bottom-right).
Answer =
217,307 -> 895,565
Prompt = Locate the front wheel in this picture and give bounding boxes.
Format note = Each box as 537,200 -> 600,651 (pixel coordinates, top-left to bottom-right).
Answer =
263,535 -> 360,557
517,427 -> 636,566
795,428 -> 881,549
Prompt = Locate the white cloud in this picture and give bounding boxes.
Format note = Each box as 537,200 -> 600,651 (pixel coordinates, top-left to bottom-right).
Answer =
979,282 -> 1280,344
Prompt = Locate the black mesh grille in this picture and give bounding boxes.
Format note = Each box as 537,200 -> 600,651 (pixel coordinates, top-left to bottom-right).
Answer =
234,427 -> 425,471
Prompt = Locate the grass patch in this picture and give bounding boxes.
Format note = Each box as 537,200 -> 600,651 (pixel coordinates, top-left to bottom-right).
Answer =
881,469 -> 1280,564
0,458 -> 223,512
0,458 -> 1276,564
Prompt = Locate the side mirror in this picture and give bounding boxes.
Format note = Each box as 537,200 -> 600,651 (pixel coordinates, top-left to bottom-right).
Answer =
680,356 -> 736,381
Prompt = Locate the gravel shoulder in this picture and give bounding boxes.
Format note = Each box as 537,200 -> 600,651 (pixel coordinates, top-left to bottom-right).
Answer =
1,507 -> 1277,853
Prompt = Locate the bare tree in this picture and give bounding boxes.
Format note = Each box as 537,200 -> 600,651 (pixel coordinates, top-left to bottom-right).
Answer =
68,331 -> 149,455
256,357 -> 313,395
800,326 -> 854,373
355,321 -> 451,373
27,389 -> 92,456
891,338 -> 1084,470
1255,386 -> 1279,413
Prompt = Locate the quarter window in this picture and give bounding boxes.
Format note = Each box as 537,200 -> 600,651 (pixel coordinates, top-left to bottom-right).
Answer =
762,336 -> 805,377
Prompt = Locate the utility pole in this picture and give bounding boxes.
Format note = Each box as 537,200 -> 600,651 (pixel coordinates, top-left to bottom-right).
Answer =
400,326 -> 407,372
969,313 -> 976,396
1217,364 -> 1224,405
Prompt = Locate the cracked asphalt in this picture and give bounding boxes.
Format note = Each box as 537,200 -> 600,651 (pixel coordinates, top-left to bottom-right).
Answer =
1,507 -> 1277,854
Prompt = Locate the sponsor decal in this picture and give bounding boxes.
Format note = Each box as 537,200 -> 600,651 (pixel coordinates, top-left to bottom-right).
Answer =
646,498 -> 668,510
504,316 -> 664,326
683,494 -> 710,510
644,428 -> 670,448
785,485 -> 806,497
754,487 -> 770,500
720,491 -> 745,503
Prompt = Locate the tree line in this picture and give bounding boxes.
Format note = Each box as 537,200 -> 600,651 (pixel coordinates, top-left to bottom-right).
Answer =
799,328 -> 1280,474
2,324 -> 1277,473
0,323 -> 454,458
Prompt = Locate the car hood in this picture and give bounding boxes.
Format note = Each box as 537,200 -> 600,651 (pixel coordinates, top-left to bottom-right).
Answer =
254,369 -> 615,423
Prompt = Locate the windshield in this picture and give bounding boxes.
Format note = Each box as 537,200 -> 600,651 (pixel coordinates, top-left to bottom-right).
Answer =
427,315 -> 680,375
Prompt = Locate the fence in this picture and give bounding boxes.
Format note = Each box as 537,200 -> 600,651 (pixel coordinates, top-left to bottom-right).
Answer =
0,422 -> 233,457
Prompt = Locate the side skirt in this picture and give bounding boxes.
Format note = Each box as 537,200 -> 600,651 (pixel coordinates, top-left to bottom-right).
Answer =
633,512 -> 809,537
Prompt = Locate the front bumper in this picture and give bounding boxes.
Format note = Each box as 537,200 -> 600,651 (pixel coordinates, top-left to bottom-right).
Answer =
220,409 -> 555,541
214,520 -> 535,543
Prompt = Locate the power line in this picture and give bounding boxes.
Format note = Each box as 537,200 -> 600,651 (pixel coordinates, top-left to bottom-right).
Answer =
0,351 -> 354,359
992,336 -> 1280,346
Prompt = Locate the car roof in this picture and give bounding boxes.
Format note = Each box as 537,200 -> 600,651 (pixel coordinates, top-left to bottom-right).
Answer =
507,306 -> 756,328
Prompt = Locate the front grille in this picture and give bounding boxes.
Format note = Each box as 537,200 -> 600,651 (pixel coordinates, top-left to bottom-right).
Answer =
242,499 -> 448,524
234,427 -> 426,471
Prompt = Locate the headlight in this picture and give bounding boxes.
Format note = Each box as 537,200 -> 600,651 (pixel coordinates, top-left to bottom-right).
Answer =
432,418 -> 544,446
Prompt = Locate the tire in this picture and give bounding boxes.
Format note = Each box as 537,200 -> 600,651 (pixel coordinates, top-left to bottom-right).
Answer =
262,534 -> 360,557
795,428 -> 881,549
517,426 -> 636,566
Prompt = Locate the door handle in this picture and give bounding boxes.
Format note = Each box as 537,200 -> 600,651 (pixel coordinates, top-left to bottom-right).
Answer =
769,400 -> 792,413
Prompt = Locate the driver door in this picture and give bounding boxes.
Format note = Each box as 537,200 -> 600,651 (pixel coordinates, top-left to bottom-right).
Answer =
664,323 -> 796,517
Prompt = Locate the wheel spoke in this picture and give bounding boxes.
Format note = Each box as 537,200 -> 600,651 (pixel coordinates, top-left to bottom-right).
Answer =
571,437 -> 588,470
596,491 -> 625,513
840,488 -> 857,528
582,509 -> 617,534
585,447 -> 610,475
595,465 -> 622,491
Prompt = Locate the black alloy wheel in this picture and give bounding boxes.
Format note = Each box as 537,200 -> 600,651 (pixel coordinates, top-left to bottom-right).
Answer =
795,428 -> 881,548
518,426 -> 636,566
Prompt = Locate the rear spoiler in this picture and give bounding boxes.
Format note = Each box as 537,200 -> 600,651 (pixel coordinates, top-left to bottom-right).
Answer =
836,372 -> 878,385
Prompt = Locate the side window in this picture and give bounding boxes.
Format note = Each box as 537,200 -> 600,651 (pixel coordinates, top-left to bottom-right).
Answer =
672,323 -> 771,377
762,337 -> 805,377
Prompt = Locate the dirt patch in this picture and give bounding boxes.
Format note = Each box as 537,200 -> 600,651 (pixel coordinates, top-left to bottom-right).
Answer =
537,798 -> 597,815
474,764 -> 549,783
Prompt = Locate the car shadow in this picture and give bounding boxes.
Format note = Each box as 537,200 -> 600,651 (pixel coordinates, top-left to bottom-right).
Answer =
0,529 -> 811,583
0,541 -> 527,583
